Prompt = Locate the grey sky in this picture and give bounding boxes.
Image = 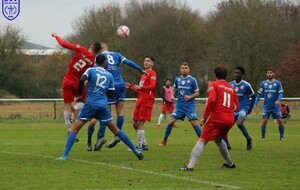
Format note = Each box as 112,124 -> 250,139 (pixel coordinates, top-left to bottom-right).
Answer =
0,0 -> 224,48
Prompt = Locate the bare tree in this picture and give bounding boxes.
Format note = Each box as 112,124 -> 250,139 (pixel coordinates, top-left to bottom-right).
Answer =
204,0 -> 300,89
0,25 -> 29,97
278,37 -> 300,97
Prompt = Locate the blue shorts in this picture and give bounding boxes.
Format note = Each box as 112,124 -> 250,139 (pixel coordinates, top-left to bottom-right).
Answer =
78,104 -> 113,123
108,84 -> 126,105
234,108 -> 248,121
171,105 -> 198,121
262,106 -> 282,119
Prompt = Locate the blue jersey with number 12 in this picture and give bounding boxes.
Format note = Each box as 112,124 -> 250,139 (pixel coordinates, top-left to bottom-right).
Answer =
83,67 -> 115,107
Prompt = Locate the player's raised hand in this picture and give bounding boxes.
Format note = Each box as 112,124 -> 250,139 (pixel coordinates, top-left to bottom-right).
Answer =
51,32 -> 57,37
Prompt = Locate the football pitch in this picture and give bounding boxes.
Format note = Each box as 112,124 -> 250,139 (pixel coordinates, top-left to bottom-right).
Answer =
0,119 -> 299,189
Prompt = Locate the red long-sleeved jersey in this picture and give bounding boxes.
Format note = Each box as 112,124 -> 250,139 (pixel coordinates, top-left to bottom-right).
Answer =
136,70 -> 157,107
55,36 -> 95,86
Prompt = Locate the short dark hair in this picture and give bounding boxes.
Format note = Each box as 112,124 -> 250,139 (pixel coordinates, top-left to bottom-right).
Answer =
182,62 -> 189,67
214,67 -> 227,79
92,42 -> 101,54
145,56 -> 155,62
267,68 -> 275,73
96,54 -> 106,66
165,78 -> 171,82
235,66 -> 245,75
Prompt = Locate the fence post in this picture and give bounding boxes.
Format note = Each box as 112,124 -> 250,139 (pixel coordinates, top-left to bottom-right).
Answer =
53,80 -> 57,120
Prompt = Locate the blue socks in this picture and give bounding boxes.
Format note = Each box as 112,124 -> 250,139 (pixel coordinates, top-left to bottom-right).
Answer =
261,126 -> 266,139
116,115 -> 124,130
279,125 -> 284,138
63,131 -> 77,157
97,116 -> 123,140
163,123 -> 173,141
116,130 -> 136,151
163,123 -> 201,141
240,126 -> 251,140
261,125 -> 285,139
87,125 -> 94,143
98,122 -> 107,140
193,125 -> 202,137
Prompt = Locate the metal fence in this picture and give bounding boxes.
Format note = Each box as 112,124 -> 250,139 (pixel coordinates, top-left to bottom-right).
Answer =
0,98 -> 299,121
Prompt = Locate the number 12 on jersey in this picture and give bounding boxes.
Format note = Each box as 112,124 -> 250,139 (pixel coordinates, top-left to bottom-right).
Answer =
96,74 -> 107,88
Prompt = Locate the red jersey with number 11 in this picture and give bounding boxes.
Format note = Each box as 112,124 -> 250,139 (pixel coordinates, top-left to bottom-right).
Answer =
203,79 -> 239,123
55,36 -> 95,86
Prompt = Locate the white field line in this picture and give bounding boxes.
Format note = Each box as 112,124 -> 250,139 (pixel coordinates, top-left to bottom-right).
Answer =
1,151 -> 240,189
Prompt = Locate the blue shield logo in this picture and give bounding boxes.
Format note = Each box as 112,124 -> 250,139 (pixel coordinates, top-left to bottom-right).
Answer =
2,0 -> 20,21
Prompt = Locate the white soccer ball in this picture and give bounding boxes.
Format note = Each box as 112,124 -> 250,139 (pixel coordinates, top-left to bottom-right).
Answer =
117,25 -> 130,38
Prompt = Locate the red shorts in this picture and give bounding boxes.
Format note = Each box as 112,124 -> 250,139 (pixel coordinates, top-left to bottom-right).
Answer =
161,103 -> 174,114
133,105 -> 153,122
200,116 -> 234,141
62,82 -> 86,103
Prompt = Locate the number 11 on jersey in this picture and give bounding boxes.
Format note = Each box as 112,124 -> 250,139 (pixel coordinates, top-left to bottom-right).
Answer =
223,92 -> 231,108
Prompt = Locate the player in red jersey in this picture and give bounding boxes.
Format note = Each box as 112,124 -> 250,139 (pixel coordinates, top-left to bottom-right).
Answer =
52,32 -> 101,140
180,67 -> 239,171
126,56 -> 157,150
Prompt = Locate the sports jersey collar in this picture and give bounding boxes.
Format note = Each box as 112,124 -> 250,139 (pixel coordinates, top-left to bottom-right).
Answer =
235,79 -> 244,85
97,67 -> 106,71
181,74 -> 190,79
267,79 -> 276,83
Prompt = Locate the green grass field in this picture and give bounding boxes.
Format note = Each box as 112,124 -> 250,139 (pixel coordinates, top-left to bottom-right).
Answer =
0,118 -> 299,190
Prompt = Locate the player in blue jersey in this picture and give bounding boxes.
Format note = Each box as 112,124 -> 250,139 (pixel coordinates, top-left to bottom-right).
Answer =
87,42 -> 145,151
159,62 -> 202,146
223,66 -> 255,150
56,54 -> 144,161
254,68 -> 285,140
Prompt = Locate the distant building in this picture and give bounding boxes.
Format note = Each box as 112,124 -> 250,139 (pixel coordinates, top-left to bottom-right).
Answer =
19,41 -> 68,63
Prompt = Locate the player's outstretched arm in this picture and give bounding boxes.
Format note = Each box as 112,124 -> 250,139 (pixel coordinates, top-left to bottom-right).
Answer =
123,59 -> 144,73
51,32 -> 81,51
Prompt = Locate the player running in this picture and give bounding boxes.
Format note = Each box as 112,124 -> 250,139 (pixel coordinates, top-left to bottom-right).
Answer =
254,68 -> 285,140
56,54 -> 144,161
52,32 -> 101,142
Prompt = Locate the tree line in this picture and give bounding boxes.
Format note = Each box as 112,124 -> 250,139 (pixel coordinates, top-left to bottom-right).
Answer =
1,0 -> 300,98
